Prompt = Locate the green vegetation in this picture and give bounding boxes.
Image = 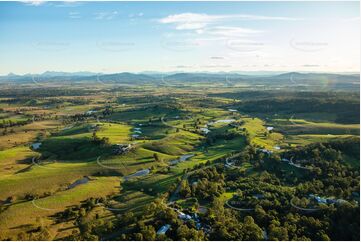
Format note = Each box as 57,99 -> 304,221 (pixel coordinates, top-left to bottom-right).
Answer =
0,84 -> 359,241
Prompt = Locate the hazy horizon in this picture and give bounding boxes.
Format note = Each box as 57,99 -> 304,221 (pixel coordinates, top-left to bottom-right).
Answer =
2,70 -> 360,77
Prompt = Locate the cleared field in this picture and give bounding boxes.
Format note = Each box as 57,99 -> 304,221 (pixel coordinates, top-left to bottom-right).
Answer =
21,120 -> 61,130
0,120 -> 61,150
0,162 -> 107,200
55,104 -> 102,115
96,122 -> 131,144
284,134 -> 358,146
109,108 -> 182,123
0,114 -> 29,123
107,190 -> 156,215
142,130 -> 202,156
0,146 -> 37,176
271,118 -> 359,135
123,173 -> 179,195
0,177 -> 119,239
137,123 -> 173,140
0,131 -> 39,150
97,147 -> 174,175
242,117 -> 285,150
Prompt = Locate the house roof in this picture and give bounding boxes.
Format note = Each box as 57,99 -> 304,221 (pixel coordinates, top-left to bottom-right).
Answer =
157,224 -> 171,235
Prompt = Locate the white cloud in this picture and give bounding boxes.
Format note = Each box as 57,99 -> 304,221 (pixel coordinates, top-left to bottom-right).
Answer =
94,11 -> 118,20
159,13 -> 223,30
231,14 -> 301,21
21,1 -> 45,6
206,26 -> 263,37
53,1 -> 82,8
69,11 -> 81,19
159,12 -> 301,30
128,12 -> 144,20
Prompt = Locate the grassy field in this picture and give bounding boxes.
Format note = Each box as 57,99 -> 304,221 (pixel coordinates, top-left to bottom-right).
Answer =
96,122 -> 132,144
142,130 -> 201,156
271,118 -> 359,135
0,177 -> 119,239
0,162 -> 106,200
0,120 -> 61,150
242,117 -> 285,150
0,146 -> 37,176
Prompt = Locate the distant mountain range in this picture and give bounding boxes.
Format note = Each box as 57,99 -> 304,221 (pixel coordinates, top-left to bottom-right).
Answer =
0,71 -> 359,90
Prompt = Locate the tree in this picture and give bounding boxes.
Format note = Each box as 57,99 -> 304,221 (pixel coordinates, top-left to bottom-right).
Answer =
240,216 -> 264,240
176,224 -> 205,240
140,225 -> 156,240
153,153 -> 161,162
268,224 -> 289,241
179,180 -> 191,198
134,233 -> 143,240
121,211 -> 135,225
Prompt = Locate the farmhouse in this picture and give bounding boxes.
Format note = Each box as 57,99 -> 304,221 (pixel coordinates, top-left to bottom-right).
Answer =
156,224 -> 171,235
200,127 -> 210,134
178,211 -> 192,220
309,194 -> 348,205
31,142 -> 41,150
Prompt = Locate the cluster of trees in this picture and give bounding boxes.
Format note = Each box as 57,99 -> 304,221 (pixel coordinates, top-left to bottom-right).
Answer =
236,97 -> 359,124
91,131 -> 110,146
13,220 -> 53,241
55,198 -> 113,240
204,130 -> 241,146
0,118 -> 33,130
223,171 -> 359,240
179,167 -> 225,201
279,140 -> 360,199
115,198 -> 206,241
229,145 -> 265,166
226,172 -> 290,209
169,138 -> 359,241
0,96 -> 90,107
212,91 -> 359,124
102,106 -> 114,116
205,198 -> 264,240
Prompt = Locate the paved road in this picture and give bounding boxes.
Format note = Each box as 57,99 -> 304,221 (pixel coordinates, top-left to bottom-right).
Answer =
290,199 -> 320,212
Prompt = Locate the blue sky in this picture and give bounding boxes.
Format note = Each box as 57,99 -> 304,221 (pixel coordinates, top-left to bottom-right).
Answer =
0,1 -> 359,75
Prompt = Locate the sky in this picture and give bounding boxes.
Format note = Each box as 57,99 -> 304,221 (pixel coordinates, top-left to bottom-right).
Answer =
0,1 -> 359,75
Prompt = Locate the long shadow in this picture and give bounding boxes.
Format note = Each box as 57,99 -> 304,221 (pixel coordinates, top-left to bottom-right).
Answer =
14,164 -> 34,174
